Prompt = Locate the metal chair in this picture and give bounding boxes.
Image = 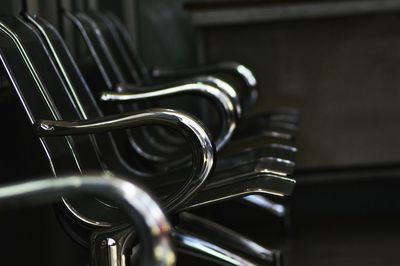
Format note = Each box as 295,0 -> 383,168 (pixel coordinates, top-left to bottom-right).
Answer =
58,9 -> 297,225
0,175 -> 174,266
103,11 -> 300,133
62,10 -> 298,171
27,8 -> 296,225
0,16 -> 294,265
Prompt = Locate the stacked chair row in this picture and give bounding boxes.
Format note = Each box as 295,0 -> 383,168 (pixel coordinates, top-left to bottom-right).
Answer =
0,2 -> 300,265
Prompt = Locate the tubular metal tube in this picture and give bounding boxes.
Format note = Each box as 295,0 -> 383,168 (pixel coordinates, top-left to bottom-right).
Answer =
103,78 -> 239,151
35,108 -> 216,213
151,62 -> 259,110
0,175 -> 175,266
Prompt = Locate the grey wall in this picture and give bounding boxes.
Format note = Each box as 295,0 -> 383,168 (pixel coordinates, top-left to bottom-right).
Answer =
201,14 -> 400,168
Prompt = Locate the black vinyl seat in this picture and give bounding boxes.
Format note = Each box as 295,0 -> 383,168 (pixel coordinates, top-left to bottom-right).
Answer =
0,15 -> 294,265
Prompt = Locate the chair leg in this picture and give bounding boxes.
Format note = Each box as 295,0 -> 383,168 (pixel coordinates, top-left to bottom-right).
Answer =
173,230 -> 261,265
242,195 -> 292,231
243,195 -> 287,217
91,225 -> 135,266
174,213 -> 283,266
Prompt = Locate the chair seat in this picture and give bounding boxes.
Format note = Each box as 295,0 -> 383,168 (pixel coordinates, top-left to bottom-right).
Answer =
155,160 -> 295,211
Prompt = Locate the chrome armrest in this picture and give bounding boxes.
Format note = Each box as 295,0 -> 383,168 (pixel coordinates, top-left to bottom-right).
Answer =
101,77 -> 240,151
151,62 -> 258,109
35,108 -> 216,213
0,175 -> 175,266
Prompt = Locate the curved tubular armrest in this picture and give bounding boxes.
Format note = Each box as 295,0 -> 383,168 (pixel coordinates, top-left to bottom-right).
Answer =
35,108 -> 215,213
0,176 -> 175,266
101,77 -> 239,151
151,62 -> 258,109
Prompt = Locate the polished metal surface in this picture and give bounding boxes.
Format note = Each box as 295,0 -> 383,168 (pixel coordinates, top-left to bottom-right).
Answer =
178,213 -> 282,265
183,170 -> 296,210
102,11 -> 248,116
197,75 -> 242,118
100,10 -> 300,157
2,13 -> 294,265
218,145 -> 297,172
35,108 -> 216,213
0,13 -> 296,266
243,195 -> 286,217
63,12 -> 214,163
143,159 -> 296,211
12,12 -> 294,222
68,11 -> 298,164
24,13 -> 180,167
91,225 -> 138,266
102,76 -> 239,151
172,230 -> 258,266
0,176 -> 175,266
152,61 -> 258,110
221,133 -> 295,158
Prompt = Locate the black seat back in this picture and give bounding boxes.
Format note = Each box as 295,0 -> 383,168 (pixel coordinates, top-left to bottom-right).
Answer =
0,16 -> 128,227
104,12 -> 152,83
26,13 -> 176,171
0,17 -> 85,176
62,12 -> 188,166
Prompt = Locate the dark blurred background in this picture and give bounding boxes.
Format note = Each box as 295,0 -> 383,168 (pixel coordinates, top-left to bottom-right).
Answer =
2,0 -> 400,265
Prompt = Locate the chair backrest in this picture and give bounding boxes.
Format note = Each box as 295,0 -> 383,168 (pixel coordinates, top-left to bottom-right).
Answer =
6,18 -> 107,173
0,17 -> 87,176
89,12 -> 141,84
17,14 -> 210,211
0,16 -> 128,227
71,11 -> 151,85
104,12 -> 152,83
61,12 -> 189,166
79,12 -> 232,147
26,13 -> 179,171
66,12 -> 126,90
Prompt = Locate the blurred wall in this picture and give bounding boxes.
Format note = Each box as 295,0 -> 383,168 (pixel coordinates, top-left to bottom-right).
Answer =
0,1 -> 21,15
199,14 -> 400,168
135,0 -> 197,68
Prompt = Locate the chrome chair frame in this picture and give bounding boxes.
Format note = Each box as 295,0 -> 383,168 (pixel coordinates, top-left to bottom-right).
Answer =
0,15 -> 295,266
175,212 -> 283,265
64,12 -> 240,162
24,11 -> 293,193
35,109 -> 215,212
104,11 -> 300,129
0,175 -> 174,266
66,11 -> 298,165
27,11 -> 296,230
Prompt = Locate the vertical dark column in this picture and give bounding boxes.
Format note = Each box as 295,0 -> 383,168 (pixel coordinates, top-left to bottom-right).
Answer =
21,0 -> 27,13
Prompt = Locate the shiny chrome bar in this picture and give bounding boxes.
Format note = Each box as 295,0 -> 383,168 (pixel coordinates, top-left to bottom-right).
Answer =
172,231 -> 259,266
0,176 -> 175,266
151,62 -> 259,109
178,212 -> 282,265
101,77 -> 240,151
91,225 -> 139,266
35,108 -> 216,213
243,195 -> 287,217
